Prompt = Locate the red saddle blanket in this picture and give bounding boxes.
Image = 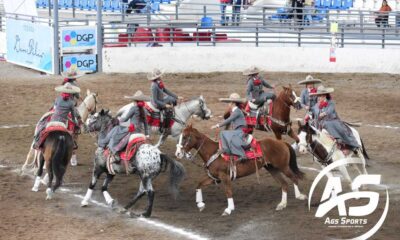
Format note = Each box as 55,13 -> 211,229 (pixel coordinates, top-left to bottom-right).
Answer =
103,136 -> 146,161
42,109 -> 76,132
144,103 -> 174,128
220,138 -> 263,162
244,102 -> 273,127
36,126 -> 71,149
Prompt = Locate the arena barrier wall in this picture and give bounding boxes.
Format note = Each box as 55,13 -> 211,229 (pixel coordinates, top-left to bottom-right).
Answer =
0,32 -> 6,56
103,46 -> 400,74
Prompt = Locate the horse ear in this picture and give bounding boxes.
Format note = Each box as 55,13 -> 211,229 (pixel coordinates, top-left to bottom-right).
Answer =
288,83 -> 292,89
100,109 -> 104,115
105,109 -> 110,114
87,89 -> 91,96
187,123 -> 193,129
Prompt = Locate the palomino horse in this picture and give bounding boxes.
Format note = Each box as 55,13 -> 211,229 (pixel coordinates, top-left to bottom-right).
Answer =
31,125 -> 74,199
22,89 -> 98,174
81,109 -> 185,218
175,124 -> 307,215
224,86 -> 302,144
297,119 -> 369,187
116,96 -> 212,147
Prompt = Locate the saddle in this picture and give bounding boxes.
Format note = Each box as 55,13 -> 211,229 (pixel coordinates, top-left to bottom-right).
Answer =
219,135 -> 263,162
244,101 -> 273,128
144,102 -> 174,129
39,110 -> 78,133
35,122 -> 71,150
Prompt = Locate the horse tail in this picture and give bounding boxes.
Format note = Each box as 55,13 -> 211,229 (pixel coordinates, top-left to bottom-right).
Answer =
50,132 -> 69,190
160,153 -> 185,199
285,143 -> 305,180
360,138 -> 370,160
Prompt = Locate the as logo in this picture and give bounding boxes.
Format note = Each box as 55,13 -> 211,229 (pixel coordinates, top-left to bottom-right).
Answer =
308,158 -> 389,240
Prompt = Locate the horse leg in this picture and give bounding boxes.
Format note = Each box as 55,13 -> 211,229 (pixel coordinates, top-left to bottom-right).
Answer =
195,176 -> 215,212
81,166 -> 104,206
32,154 -> 45,192
219,172 -> 235,216
357,149 -> 368,175
281,167 -> 307,201
101,173 -> 115,206
155,133 -> 168,148
264,166 -> 288,210
288,128 -> 300,151
124,181 -> 146,210
141,178 -> 155,218
22,145 -> 35,173
46,160 -> 54,200
338,164 -> 352,189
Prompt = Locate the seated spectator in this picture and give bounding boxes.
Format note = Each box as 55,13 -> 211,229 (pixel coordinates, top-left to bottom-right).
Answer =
126,0 -> 147,14
220,0 -> 232,26
375,0 -> 392,28
232,0 -> 242,26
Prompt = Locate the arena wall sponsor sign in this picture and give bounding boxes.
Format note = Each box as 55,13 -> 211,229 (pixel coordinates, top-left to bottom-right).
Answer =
61,27 -> 97,52
6,19 -> 54,74
62,54 -> 97,72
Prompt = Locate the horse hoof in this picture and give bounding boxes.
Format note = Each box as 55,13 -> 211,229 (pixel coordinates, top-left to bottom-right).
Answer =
197,202 -> 205,212
276,203 -> 286,211
296,194 -> 307,201
46,188 -> 53,200
81,200 -> 89,207
117,208 -> 127,214
107,199 -> 115,207
127,211 -> 139,218
31,186 -> 39,192
141,212 -> 151,218
221,208 -> 232,216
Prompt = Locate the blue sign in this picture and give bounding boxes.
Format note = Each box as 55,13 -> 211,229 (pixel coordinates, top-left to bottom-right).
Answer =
62,54 -> 97,72
61,27 -> 97,50
6,19 -> 54,74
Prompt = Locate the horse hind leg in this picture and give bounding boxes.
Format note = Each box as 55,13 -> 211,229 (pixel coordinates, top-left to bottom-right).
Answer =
81,166 -> 104,207
265,166 -> 288,211
46,161 -> 54,200
281,166 -> 307,201
102,174 -> 115,206
142,179 -> 155,218
32,154 -> 45,192
124,181 -> 146,211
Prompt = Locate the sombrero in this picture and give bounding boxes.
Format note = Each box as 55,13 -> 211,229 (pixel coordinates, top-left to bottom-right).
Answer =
147,68 -> 164,81
55,82 -> 81,94
61,68 -> 85,79
124,90 -> 151,101
219,93 -> 246,103
297,75 -> 322,85
242,66 -> 260,76
309,85 -> 334,96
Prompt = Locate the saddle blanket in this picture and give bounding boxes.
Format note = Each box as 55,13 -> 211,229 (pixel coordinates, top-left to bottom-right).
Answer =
103,136 -> 147,162
144,102 -> 175,128
220,138 -> 263,162
36,125 -> 71,150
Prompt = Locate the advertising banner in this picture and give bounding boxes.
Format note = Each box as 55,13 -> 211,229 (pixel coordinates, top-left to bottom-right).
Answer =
61,27 -> 97,52
62,54 -> 97,72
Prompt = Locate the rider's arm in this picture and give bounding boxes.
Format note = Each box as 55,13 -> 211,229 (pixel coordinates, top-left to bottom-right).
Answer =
261,77 -> 273,89
120,105 -> 136,123
164,87 -> 178,99
325,101 -> 336,118
152,84 -> 166,108
246,80 -> 253,100
300,89 -> 308,108
219,109 -> 240,128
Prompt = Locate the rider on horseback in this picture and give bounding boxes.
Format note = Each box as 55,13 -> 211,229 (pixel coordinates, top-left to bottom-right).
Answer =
297,75 -> 321,110
33,83 -> 81,149
244,66 -> 276,106
61,69 -> 85,104
309,86 -> 360,153
148,68 -> 181,134
98,91 -> 150,162
212,93 -> 249,161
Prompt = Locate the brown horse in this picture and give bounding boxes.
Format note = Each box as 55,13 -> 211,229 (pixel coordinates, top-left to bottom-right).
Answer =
175,124 -> 307,216
31,130 -> 74,200
224,85 -> 302,143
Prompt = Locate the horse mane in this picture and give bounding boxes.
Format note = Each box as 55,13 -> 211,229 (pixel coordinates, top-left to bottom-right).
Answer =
190,127 -> 218,144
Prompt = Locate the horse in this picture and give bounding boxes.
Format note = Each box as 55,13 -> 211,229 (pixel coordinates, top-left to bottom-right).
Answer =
80,109 -> 185,218
224,86 -> 302,145
22,89 -> 98,175
116,96 -> 212,147
297,119 -> 369,187
175,124 -> 307,216
31,124 -> 74,200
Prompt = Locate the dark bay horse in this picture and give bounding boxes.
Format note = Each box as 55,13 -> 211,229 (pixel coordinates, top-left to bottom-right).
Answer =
81,109 -> 185,217
224,85 -> 302,143
31,129 -> 74,200
175,124 -> 307,216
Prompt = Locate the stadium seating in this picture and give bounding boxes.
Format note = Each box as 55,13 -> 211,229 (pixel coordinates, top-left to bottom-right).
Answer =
200,17 -> 213,28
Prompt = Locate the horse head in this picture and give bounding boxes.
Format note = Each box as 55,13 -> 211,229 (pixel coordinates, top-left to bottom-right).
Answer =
79,90 -> 98,121
184,96 -> 212,120
86,108 -> 112,133
297,117 -> 316,154
280,85 -> 302,110
175,123 -> 202,160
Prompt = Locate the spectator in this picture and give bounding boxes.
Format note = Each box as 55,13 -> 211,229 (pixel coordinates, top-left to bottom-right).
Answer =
220,0 -> 232,26
232,0 -> 242,26
291,0 -> 305,28
375,0 -> 392,28
126,0 -> 147,14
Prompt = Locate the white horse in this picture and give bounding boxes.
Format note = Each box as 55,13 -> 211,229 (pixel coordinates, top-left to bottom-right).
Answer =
22,90 -> 98,177
116,96 -> 212,147
297,119 -> 369,187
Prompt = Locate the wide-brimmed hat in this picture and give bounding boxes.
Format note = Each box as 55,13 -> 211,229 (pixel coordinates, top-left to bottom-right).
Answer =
243,66 -> 260,76
297,75 -> 322,85
309,85 -> 334,96
219,93 -> 246,103
147,68 -> 163,81
55,82 -> 81,94
61,68 -> 85,79
124,90 -> 151,101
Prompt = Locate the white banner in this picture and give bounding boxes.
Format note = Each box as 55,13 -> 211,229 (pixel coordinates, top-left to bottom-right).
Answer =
3,0 -> 38,17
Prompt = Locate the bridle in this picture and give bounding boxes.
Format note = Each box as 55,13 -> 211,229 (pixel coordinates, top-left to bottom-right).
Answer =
177,131 -> 206,165
183,98 -> 209,120
82,94 -> 98,115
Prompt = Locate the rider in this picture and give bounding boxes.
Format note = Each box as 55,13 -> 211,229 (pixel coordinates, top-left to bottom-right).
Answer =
61,69 -> 84,104
148,68 -> 180,134
297,75 -> 321,111
309,86 -> 360,152
33,83 -> 81,150
99,91 -> 150,162
244,66 -> 276,106
212,93 -> 249,161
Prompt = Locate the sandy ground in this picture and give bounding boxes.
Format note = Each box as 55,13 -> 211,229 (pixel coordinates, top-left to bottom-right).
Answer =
0,62 -> 399,240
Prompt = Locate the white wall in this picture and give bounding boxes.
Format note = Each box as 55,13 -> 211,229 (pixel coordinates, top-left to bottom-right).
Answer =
0,32 -> 6,55
103,46 -> 400,74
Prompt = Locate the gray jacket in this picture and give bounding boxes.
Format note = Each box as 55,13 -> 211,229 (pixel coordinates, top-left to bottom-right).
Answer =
246,76 -> 273,101
151,81 -> 177,109
50,96 -> 80,124
120,105 -> 149,136
300,88 -> 318,109
219,107 -> 246,130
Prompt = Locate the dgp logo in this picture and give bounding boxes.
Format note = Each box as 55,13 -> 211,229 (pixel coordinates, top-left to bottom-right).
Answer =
308,158 -> 389,240
63,55 -> 97,72
64,31 -> 94,46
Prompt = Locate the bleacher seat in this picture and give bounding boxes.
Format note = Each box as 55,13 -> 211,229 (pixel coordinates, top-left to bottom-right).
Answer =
313,9 -> 327,21
78,0 -> 87,10
155,28 -> 172,42
200,17 -> 213,28
322,0 -> 331,8
332,0 -> 341,9
173,29 -> 192,42
110,0 -> 121,11
103,0 -> 112,11
133,28 -> 154,42
193,32 -> 211,42
151,2 -> 160,13
87,0 -> 96,10
314,0 -> 322,8
343,0 -> 353,9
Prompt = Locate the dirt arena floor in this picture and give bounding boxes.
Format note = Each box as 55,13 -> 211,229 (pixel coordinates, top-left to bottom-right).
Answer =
0,62 -> 399,240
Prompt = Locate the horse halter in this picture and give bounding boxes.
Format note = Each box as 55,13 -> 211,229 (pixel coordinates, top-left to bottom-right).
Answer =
177,131 -> 205,162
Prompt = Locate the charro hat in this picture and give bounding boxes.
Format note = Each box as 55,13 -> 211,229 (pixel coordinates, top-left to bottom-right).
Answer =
243,66 -> 260,76
297,75 -> 322,85
219,93 -> 246,103
124,90 -> 151,101
147,68 -> 164,81
55,82 -> 81,94
309,85 -> 334,96
61,68 -> 85,79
